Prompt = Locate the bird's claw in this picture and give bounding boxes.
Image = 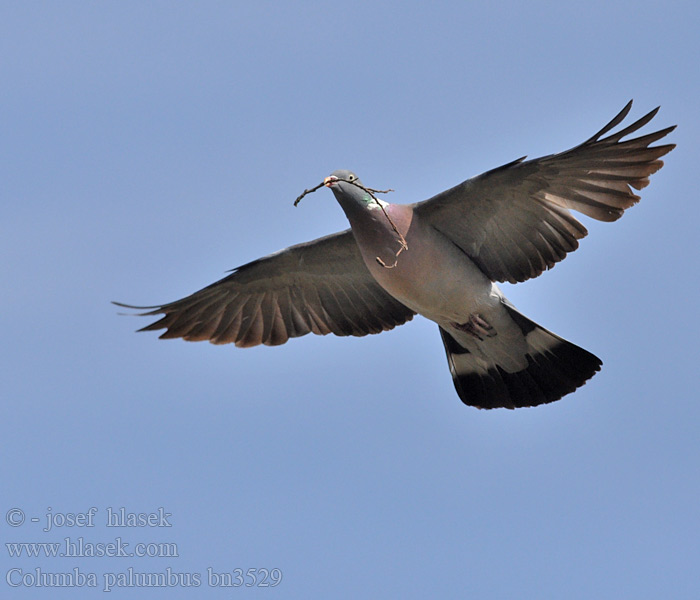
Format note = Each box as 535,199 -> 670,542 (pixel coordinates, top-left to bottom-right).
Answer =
452,314 -> 496,341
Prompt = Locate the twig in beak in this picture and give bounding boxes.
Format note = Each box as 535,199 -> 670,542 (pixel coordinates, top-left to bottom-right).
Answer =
294,177 -> 407,268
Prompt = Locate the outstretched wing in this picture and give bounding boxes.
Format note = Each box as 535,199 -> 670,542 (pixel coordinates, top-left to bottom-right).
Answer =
414,101 -> 675,283
116,230 -> 415,347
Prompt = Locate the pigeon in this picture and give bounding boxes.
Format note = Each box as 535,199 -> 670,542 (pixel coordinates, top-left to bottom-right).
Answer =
116,101 -> 675,409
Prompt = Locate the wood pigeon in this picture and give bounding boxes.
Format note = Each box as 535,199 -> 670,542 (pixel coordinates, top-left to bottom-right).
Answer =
116,101 -> 674,409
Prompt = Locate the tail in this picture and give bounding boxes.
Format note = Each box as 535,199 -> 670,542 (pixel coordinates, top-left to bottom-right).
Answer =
440,303 -> 602,409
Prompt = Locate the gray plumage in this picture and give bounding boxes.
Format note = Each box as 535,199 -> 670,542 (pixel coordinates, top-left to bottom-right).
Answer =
116,101 -> 674,409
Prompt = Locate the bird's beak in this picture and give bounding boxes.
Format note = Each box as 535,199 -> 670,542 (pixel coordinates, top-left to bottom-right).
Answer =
324,175 -> 338,187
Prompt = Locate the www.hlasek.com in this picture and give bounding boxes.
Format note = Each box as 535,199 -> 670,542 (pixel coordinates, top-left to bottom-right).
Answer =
6,567 -> 283,591
7,537 -> 177,558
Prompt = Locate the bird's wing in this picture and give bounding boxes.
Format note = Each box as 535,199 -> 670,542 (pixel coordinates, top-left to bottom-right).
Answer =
115,230 -> 415,347
413,101 -> 676,283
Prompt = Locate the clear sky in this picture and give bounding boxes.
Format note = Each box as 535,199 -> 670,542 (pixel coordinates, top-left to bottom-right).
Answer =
2,2 -> 698,598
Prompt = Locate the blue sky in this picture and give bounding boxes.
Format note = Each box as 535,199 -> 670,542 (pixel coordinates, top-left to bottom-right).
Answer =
2,2 -> 698,598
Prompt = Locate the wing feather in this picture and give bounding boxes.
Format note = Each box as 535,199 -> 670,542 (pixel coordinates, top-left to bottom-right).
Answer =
116,230 -> 415,346
414,101 -> 675,283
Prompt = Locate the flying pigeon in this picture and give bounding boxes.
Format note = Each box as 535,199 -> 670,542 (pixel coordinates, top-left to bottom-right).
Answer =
116,101 -> 674,409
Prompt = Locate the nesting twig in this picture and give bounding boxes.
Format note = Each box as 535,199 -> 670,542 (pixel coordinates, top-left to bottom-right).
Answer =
294,177 -> 408,268
293,182 -> 325,206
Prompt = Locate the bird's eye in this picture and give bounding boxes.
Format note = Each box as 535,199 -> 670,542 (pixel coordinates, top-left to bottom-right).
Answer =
348,175 -> 355,181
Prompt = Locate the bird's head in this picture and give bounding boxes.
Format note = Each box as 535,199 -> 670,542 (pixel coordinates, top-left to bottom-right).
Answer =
293,170 -> 391,210
324,169 -> 362,189
324,170 -> 375,208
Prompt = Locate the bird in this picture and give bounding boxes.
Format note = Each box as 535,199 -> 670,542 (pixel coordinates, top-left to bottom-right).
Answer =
116,101 -> 675,409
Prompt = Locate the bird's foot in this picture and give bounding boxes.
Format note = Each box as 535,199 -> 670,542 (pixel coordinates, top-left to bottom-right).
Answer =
452,314 -> 496,341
